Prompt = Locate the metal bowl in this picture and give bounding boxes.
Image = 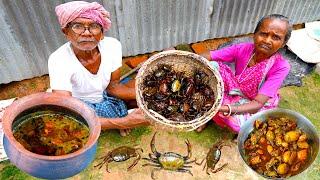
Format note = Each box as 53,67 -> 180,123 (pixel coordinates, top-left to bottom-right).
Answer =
237,108 -> 319,179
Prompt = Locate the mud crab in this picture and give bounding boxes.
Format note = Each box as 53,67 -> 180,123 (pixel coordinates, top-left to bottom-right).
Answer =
196,140 -> 229,175
94,146 -> 143,172
142,132 -> 196,179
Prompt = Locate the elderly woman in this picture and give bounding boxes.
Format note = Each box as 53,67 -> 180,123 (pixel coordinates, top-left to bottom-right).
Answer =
197,14 -> 292,133
48,1 -> 149,136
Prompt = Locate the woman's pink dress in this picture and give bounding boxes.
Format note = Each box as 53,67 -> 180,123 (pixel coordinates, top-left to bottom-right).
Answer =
210,43 -> 290,132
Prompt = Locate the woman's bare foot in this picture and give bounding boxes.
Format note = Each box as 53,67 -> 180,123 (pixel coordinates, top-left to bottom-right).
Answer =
119,129 -> 132,136
196,123 -> 208,133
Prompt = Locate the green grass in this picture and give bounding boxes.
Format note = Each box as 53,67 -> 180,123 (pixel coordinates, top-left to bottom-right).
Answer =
97,126 -> 152,150
175,44 -> 194,52
0,161 -> 34,180
279,73 -> 320,133
279,72 -> 320,180
175,122 -> 235,148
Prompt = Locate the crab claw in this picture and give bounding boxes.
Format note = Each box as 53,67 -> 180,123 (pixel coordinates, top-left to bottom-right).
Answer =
214,140 -> 231,150
135,147 -> 144,153
151,132 -> 160,156
213,140 -> 223,148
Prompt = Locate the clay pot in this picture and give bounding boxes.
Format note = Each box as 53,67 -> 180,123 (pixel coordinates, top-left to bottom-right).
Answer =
2,92 -> 100,179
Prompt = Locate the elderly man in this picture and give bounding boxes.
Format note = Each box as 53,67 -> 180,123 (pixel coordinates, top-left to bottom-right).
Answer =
48,1 -> 149,136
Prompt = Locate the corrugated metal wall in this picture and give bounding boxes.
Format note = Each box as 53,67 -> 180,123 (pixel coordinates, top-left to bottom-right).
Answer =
0,0 -> 319,84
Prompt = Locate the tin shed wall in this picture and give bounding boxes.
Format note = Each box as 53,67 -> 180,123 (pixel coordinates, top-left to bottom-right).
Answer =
0,0 -> 319,84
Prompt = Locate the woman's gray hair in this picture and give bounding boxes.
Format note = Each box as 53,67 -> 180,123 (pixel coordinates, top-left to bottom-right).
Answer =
254,14 -> 293,44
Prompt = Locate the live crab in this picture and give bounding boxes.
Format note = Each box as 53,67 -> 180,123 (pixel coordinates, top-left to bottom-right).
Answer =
94,146 -> 143,172
196,140 -> 230,175
142,132 -> 196,179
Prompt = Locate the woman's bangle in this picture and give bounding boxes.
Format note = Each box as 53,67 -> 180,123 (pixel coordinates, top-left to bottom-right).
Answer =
232,105 -> 239,115
223,104 -> 232,116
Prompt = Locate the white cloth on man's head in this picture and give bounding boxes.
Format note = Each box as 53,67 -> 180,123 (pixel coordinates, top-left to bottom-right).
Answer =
48,37 -> 122,103
55,1 -> 111,31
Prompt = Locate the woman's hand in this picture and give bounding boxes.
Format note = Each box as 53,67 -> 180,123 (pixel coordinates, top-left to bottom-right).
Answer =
218,94 -> 270,115
199,51 -> 212,60
219,105 -> 230,113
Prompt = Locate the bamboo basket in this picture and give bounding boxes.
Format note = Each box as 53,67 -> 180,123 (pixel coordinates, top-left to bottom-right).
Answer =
135,50 -> 224,131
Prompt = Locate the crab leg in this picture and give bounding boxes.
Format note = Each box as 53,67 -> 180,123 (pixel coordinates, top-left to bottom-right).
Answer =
151,167 -> 162,180
177,168 -> 193,176
94,161 -> 105,169
96,151 -> 112,161
182,165 -> 193,168
142,163 -> 161,167
150,132 -> 161,157
135,147 -> 144,153
127,153 -> 141,171
214,140 -> 231,149
105,160 -> 112,173
211,163 -> 228,173
206,166 -> 210,175
94,153 -> 112,169
94,158 -> 105,169
195,158 -> 205,165
102,158 -> 113,173
204,162 -> 208,172
183,139 -> 192,160
185,158 -> 196,164
142,157 -> 159,163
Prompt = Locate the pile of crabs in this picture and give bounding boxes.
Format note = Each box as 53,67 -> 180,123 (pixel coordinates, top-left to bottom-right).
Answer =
244,116 -> 311,178
95,133 -> 228,179
142,64 -> 215,122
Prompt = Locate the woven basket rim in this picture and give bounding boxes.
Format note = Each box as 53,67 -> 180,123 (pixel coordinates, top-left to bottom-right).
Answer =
135,50 -> 224,131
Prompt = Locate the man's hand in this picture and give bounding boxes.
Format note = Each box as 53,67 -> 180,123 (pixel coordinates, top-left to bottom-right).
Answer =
99,108 -> 150,130
126,108 -> 151,126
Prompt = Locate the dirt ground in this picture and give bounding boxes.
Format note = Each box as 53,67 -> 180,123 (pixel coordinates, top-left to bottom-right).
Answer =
0,75 -> 49,100
0,124 -> 315,180
64,124 -> 313,180
76,127 -> 260,180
